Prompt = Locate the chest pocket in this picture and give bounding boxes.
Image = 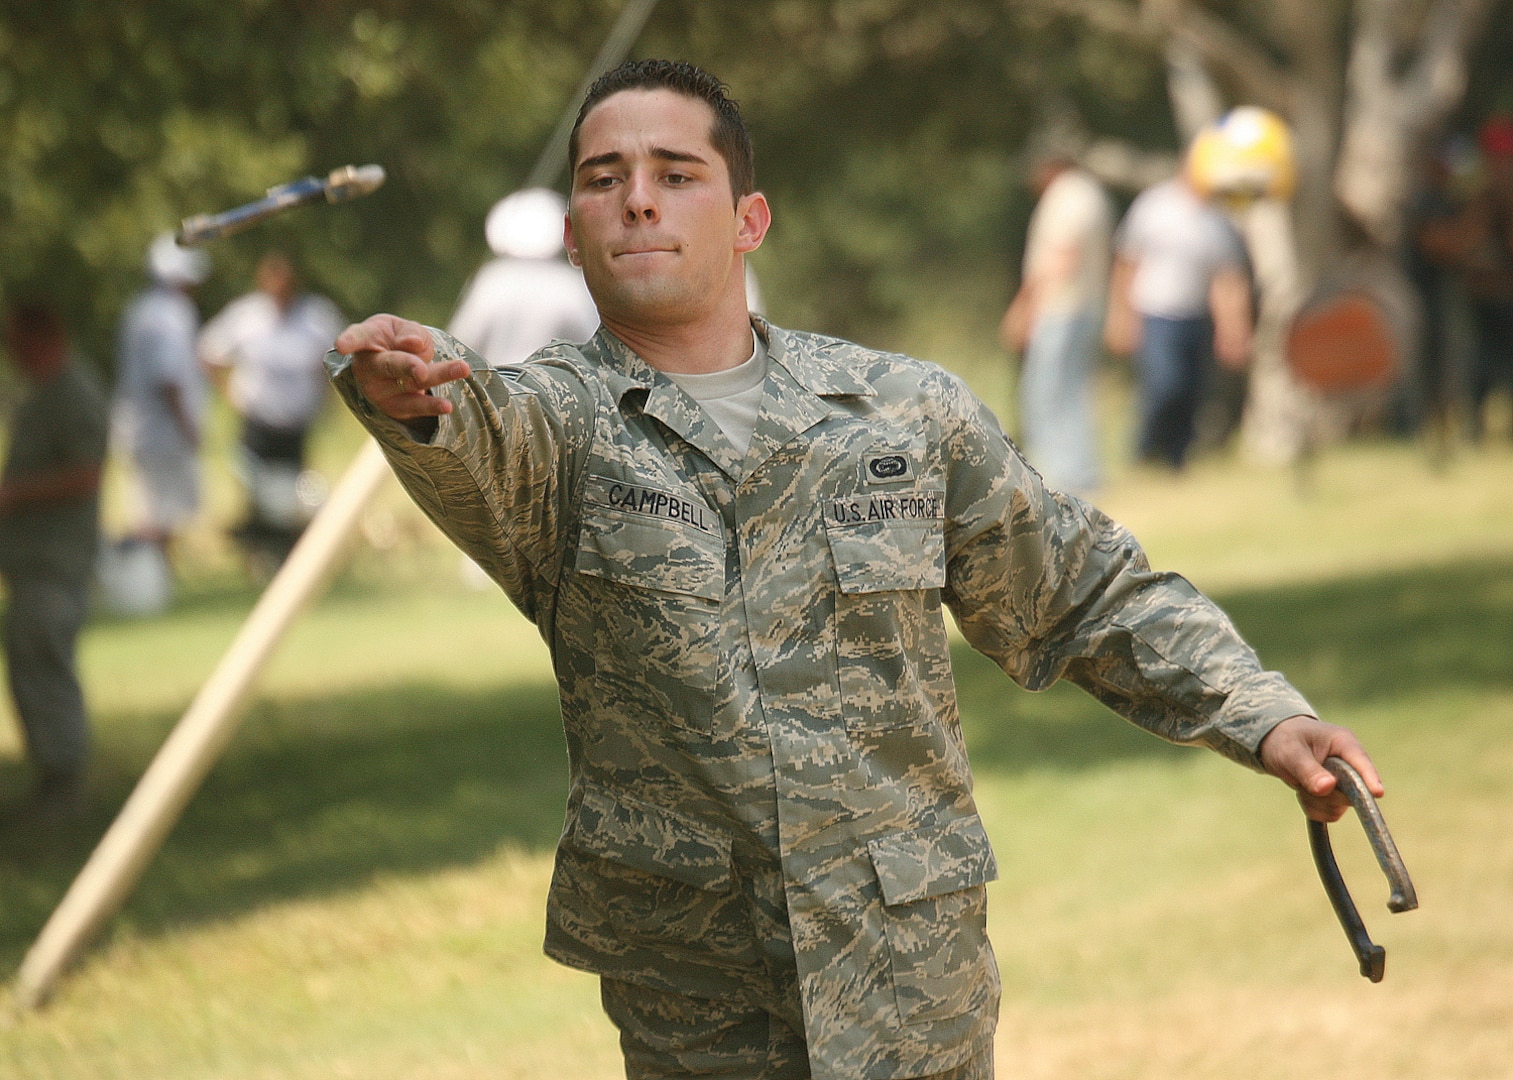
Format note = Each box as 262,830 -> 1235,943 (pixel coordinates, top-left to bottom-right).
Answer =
824,491 -> 950,734
573,482 -> 725,737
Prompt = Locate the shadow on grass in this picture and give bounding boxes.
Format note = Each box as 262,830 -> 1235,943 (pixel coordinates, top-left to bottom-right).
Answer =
0,676 -> 568,972
2,555 -> 1509,974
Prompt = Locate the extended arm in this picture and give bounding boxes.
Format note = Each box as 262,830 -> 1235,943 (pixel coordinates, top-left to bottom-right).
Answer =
327,314 -> 594,623
940,379 -> 1379,807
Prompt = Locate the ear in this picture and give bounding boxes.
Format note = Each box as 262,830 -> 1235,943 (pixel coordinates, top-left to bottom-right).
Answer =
563,214 -> 581,267
734,191 -> 771,255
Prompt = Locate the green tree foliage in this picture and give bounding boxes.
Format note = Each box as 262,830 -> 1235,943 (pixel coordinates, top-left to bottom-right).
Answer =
0,0 -> 1172,370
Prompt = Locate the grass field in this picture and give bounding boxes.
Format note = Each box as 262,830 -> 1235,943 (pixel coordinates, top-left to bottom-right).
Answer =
1,415 -> 1510,1078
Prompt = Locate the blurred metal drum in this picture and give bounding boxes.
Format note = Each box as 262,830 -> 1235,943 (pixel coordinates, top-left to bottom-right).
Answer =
1286,288 -> 1401,394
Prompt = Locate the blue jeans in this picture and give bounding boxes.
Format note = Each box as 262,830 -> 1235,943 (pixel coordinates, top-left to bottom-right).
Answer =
1019,312 -> 1101,493
1135,314 -> 1214,468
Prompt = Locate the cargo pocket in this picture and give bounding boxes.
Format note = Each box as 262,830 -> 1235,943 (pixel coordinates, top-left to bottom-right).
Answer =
574,503 -> 724,735
868,814 -> 1000,1025
824,504 -> 948,733
564,784 -> 760,967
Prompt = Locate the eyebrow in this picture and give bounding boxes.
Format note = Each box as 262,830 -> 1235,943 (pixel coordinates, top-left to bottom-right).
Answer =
576,146 -> 710,174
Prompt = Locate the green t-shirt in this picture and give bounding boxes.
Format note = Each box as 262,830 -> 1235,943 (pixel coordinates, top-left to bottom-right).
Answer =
0,359 -> 108,582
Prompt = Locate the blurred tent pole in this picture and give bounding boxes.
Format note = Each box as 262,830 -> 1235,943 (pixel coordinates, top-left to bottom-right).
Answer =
12,0 -> 660,1012
525,0 -> 659,190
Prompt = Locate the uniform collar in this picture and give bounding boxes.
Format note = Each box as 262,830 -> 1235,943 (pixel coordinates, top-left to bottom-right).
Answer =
587,316 -> 875,482
589,315 -> 875,403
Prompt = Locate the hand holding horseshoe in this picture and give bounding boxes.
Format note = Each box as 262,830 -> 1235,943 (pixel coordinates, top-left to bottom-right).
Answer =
1259,716 -> 1417,981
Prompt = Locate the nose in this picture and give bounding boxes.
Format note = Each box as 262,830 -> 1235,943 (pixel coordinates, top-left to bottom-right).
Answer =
622,171 -> 659,225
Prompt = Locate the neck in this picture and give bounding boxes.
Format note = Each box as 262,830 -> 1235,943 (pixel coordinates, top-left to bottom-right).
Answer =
601,285 -> 754,375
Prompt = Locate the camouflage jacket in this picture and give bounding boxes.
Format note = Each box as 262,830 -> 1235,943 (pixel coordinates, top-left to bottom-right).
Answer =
327,318 -> 1314,1079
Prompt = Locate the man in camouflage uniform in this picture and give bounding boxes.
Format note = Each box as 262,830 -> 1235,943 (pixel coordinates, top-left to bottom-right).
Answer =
329,60 -> 1382,1080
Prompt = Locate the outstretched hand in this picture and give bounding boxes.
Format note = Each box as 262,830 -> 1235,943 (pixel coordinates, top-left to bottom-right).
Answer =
334,314 -> 473,422
1258,715 -> 1384,822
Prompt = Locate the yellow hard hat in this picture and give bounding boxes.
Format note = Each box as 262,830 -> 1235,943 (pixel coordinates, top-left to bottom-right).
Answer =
1187,106 -> 1296,202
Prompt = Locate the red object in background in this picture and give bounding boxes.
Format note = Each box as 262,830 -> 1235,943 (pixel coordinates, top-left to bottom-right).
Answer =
1479,115 -> 1513,159
1286,291 -> 1399,393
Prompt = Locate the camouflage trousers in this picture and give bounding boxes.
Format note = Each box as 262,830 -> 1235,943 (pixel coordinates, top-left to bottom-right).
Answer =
601,977 -> 994,1080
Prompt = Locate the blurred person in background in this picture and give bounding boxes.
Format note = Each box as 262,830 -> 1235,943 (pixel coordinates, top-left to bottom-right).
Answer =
199,251 -> 343,572
447,186 -> 601,589
1404,134 -> 1481,444
448,187 -> 600,368
111,233 -> 211,558
1105,143 -> 1253,470
328,59 -> 1381,1080
999,154 -> 1112,494
1,302 -> 108,821
1461,115 -> 1513,441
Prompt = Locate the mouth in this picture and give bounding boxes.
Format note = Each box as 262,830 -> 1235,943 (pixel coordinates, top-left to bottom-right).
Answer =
612,245 -> 678,258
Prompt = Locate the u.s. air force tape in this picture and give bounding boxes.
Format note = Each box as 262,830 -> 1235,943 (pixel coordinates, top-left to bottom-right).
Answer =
827,490 -> 945,526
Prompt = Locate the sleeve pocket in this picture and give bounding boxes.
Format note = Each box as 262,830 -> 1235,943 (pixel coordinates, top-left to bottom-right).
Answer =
868,814 -> 1000,1026
868,814 -> 999,905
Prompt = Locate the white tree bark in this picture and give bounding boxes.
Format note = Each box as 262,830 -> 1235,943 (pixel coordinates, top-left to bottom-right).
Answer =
1240,198 -> 1315,461
1335,0 -> 1493,248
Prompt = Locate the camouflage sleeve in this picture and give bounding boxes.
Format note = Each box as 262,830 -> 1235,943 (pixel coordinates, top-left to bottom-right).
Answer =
936,376 -> 1314,770
324,327 -> 596,625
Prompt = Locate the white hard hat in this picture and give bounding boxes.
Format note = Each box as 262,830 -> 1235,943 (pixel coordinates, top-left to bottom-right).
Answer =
146,232 -> 210,286
485,187 -> 568,259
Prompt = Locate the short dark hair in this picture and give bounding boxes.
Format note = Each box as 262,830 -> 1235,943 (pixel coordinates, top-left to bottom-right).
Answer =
567,59 -> 755,200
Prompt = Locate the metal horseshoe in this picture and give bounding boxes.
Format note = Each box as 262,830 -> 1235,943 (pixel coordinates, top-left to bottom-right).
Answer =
1307,756 -> 1418,982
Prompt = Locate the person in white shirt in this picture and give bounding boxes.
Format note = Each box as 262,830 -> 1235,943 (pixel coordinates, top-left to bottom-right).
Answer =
448,188 -> 600,369
1000,158 -> 1113,493
1105,167 -> 1252,469
199,251 -> 344,565
112,233 -> 211,552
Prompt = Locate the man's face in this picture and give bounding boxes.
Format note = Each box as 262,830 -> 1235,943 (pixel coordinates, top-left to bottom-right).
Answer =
256,255 -> 297,309
566,88 -> 766,330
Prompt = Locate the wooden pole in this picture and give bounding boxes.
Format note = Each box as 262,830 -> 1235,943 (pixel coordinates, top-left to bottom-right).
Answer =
523,0 -> 660,190
12,439 -> 391,1010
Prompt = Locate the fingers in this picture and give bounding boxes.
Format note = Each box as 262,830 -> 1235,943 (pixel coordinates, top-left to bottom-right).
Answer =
1259,714 -> 1384,823
337,314 -> 473,422
335,314 -> 435,360
358,354 -> 473,421
1296,785 -> 1352,824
